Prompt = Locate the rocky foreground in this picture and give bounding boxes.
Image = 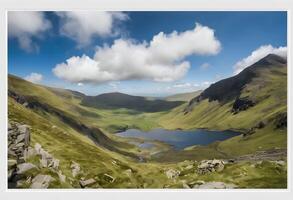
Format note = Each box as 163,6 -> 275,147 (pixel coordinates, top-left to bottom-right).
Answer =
8,121 -> 287,189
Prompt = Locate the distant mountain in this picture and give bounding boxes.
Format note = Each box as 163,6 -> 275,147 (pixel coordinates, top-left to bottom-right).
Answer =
189,54 -> 287,104
164,90 -> 202,102
81,92 -> 184,112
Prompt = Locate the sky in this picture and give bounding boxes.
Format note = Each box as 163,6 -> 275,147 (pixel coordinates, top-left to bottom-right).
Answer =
8,11 -> 287,96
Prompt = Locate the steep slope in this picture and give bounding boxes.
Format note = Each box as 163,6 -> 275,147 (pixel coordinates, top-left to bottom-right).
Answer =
164,90 -> 202,102
81,92 -> 184,112
189,54 -> 286,103
159,54 -> 287,156
8,75 -> 139,158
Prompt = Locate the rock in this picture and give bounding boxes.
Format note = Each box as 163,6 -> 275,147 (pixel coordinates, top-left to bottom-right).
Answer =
197,159 -> 225,175
8,122 -> 12,130
15,142 -> 25,148
24,147 -> 36,160
70,161 -> 81,177
103,173 -> 115,183
182,182 -> 191,189
57,170 -> 66,183
17,163 -> 37,174
30,174 -> 55,189
8,169 -> 15,180
15,134 -> 26,145
185,164 -> 194,170
39,158 -> 48,168
79,178 -> 96,188
255,121 -> 266,129
273,160 -> 286,166
232,97 -> 255,114
275,112 -> 287,129
34,143 -> 42,154
165,169 -> 180,179
123,169 -> 132,177
8,159 -> 17,170
17,125 -> 30,146
193,181 -> 237,189
51,158 -> 60,169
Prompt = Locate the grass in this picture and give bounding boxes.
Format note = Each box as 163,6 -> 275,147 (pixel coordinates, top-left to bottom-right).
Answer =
7,64 -> 287,189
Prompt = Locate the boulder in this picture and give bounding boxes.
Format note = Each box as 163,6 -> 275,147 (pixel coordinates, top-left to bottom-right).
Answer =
24,147 -> 37,160
79,178 -> 96,188
197,159 -> 225,175
123,169 -> 132,177
70,161 -> 81,177
103,173 -> 115,183
17,163 -> 37,174
57,170 -> 66,183
17,125 -> 30,146
165,169 -> 180,179
34,143 -> 42,154
8,159 -> 17,170
30,174 -> 55,189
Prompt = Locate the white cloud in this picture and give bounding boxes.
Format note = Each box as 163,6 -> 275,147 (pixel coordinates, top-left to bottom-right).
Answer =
200,62 -> 210,70
173,82 -> 192,88
24,73 -> 43,83
233,45 -> 287,74
56,11 -> 128,47
8,11 -> 51,52
53,23 -> 221,84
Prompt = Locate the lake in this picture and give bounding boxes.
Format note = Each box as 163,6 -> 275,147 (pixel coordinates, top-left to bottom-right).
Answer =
117,128 -> 240,149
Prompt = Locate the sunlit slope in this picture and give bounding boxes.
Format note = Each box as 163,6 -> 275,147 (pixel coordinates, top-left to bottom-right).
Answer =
8,75 -> 163,133
164,90 -> 202,102
159,54 -> 287,156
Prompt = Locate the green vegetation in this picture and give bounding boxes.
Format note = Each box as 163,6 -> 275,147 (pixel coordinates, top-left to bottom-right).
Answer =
8,54 -> 287,188
164,90 -> 202,102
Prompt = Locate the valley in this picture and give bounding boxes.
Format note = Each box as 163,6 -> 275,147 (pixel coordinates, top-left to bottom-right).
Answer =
8,54 -> 287,189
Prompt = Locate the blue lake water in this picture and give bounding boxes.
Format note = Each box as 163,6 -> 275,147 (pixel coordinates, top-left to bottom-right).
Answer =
117,128 -> 240,149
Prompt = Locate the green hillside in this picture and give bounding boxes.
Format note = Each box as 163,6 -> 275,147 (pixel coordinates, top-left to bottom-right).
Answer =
7,54 -> 287,189
164,90 -> 202,102
81,92 -> 184,112
159,54 -> 287,157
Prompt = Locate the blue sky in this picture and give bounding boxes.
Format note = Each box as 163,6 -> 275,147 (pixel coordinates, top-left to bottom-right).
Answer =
8,11 -> 287,96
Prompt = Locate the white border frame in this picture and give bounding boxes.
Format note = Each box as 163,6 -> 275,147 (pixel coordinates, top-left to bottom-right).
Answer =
0,0 -> 292,200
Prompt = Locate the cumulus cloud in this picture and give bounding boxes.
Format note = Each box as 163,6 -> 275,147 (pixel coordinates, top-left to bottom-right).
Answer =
53,23 -> 221,84
8,11 -> 51,52
56,11 -> 128,47
233,45 -> 287,74
24,73 -> 43,83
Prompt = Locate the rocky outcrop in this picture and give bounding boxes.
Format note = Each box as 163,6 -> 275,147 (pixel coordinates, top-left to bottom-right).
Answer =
8,122 -> 32,183
8,121 -> 66,189
232,97 -> 255,114
165,169 -> 180,179
275,112 -> 287,129
70,161 -> 81,177
30,174 -> 55,189
79,178 -> 96,188
197,159 -> 225,175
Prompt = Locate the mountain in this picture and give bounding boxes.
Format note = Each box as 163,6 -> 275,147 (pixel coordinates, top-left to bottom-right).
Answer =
159,54 -> 287,157
81,92 -> 184,112
189,54 -> 286,103
7,54 -> 287,188
164,90 -> 202,102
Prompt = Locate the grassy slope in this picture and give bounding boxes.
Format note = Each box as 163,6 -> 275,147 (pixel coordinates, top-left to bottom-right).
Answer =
164,90 -> 202,102
159,63 -> 287,158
